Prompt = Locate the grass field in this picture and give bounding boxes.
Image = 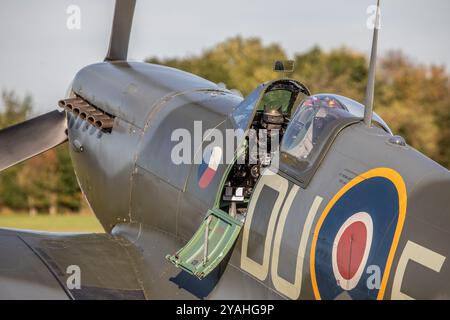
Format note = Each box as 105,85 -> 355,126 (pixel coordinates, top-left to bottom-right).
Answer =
0,213 -> 104,233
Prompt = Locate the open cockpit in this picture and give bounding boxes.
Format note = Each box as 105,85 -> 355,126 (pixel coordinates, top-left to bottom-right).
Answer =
218,79 -> 311,218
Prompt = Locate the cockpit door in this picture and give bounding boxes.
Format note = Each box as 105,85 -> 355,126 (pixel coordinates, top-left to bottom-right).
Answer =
166,208 -> 243,279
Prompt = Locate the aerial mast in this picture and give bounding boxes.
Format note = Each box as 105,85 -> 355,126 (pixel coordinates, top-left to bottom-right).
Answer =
363,0 -> 381,127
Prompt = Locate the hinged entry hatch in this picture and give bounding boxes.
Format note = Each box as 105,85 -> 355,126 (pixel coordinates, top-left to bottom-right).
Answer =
167,209 -> 243,279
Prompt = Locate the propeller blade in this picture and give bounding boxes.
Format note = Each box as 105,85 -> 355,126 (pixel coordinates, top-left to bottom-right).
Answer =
105,0 -> 137,61
0,110 -> 67,172
364,0 -> 381,127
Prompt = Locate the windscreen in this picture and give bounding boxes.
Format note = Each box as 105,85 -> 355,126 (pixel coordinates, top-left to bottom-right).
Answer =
281,95 -> 354,173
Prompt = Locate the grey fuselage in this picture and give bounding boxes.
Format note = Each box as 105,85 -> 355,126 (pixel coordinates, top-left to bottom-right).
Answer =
66,61 -> 450,300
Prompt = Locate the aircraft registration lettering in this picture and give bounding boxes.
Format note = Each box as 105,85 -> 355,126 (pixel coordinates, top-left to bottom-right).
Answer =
271,192 -> 323,299
241,174 -> 288,281
391,240 -> 446,300
241,172 -> 323,299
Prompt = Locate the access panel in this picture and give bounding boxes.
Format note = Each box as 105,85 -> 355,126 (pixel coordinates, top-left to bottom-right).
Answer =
167,209 -> 243,279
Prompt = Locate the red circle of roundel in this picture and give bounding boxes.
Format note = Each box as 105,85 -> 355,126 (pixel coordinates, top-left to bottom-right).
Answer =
331,212 -> 373,291
336,221 -> 367,280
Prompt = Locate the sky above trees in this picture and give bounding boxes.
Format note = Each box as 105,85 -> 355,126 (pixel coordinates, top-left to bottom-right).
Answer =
0,0 -> 449,113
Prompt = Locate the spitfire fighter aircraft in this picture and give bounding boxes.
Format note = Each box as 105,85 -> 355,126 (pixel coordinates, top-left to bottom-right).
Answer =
0,0 -> 449,300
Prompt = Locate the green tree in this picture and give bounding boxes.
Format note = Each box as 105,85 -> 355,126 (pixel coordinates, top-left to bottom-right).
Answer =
0,91 -> 32,128
56,145 -> 82,212
0,91 -> 32,211
148,36 -> 287,96
375,51 -> 449,164
293,46 -> 368,101
17,149 -> 59,215
0,90 -> 82,214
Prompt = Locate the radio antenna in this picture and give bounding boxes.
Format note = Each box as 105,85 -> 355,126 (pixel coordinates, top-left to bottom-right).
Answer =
363,0 -> 381,127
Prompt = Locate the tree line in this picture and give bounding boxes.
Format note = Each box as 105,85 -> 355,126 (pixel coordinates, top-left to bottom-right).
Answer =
1,36 -> 449,214
0,91 -> 81,214
148,36 -> 450,169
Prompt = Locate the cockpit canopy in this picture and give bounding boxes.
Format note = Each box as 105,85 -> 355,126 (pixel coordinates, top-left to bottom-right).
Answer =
229,79 -> 392,188
281,95 -> 350,161
278,94 -> 391,187
230,82 -> 391,133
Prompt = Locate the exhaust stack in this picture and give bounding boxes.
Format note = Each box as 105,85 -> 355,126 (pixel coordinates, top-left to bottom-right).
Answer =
58,97 -> 115,132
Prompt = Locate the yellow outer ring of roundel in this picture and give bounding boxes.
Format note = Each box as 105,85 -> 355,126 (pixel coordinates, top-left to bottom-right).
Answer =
309,167 -> 407,300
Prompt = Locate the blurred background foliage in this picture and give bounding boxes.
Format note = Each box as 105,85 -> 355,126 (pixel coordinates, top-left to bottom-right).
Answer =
149,36 -> 450,168
1,36 -> 449,216
0,91 -> 82,215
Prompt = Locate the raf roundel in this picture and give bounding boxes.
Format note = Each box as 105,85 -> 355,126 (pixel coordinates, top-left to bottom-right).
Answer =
310,168 -> 407,300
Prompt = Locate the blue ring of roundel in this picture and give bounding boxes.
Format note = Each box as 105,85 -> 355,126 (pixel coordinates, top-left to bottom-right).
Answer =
314,176 -> 399,300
